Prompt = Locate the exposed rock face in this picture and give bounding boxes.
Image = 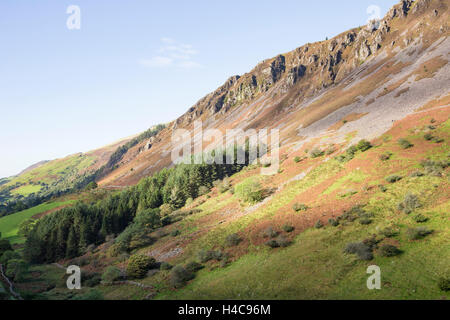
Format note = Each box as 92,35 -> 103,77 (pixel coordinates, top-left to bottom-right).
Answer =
357,41 -> 372,60
166,0 -> 438,129
286,65 -> 307,86
271,55 -> 286,83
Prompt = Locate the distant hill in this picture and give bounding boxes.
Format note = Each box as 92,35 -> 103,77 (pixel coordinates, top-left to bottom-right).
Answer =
17,160 -> 50,176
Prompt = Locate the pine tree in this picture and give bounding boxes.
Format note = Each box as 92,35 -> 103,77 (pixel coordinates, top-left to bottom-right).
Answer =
66,226 -> 79,259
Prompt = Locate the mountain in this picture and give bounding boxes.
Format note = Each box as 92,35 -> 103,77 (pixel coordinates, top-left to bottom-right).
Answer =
97,0 -> 449,187
16,161 -> 50,177
0,0 -> 449,300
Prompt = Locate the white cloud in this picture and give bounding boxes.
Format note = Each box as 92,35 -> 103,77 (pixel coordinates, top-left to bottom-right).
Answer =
139,56 -> 173,68
140,38 -> 201,69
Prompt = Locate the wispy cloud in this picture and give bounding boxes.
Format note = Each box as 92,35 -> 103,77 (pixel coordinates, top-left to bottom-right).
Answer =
139,38 -> 201,69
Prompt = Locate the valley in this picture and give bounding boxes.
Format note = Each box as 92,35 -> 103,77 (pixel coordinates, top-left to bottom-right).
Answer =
0,0 -> 448,301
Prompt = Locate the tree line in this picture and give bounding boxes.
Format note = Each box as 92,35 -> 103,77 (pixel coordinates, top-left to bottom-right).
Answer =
24,148 -> 250,264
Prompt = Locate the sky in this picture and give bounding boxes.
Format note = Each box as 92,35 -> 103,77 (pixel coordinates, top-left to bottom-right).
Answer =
0,0 -> 398,178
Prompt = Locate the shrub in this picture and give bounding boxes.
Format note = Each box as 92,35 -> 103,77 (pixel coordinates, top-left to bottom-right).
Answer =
294,156 -> 301,163
398,138 -> 413,149
198,186 -> 210,196
432,137 -> 444,143
198,250 -> 223,263
160,262 -> 173,271
438,278 -> 450,292
413,214 -> 428,223
344,242 -> 373,261
338,212 -> 357,223
357,139 -> 372,152
424,133 -> 434,141
335,155 -> 349,163
359,217 -> 372,225
185,262 -> 204,273
283,224 -> 295,233
379,244 -> 402,257
225,233 -> 242,247
420,159 -> 448,177
159,203 -> 174,216
339,189 -> 358,198
101,266 -> 122,284
325,146 -> 336,155
219,255 -> 230,268
265,239 -> 279,248
84,272 -> 102,287
378,185 -> 387,193
363,236 -> 379,250
406,227 -> 433,240
398,193 -> 421,214
126,254 -> 156,279
409,171 -> 424,177
234,178 -> 264,204
0,250 -> 20,265
314,220 -> 324,229
379,152 -> 392,161
293,203 -> 308,212
309,148 -> 325,158
275,235 -> 290,247
0,239 -> 12,256
385,175 -> 402,183
265,235 -> 291,248
380,227 -> 397,238
170,229 -> 181,237
5,259 -> 28,281
262,227 -> 279,238
328,218 -> 339,227
346,145 -> 358,157
218,178 -> 231,193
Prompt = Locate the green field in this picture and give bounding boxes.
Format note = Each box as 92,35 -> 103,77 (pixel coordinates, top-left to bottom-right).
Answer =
10,184 -> 42,196
0,201 -> 74,244
0,153 -> 96,205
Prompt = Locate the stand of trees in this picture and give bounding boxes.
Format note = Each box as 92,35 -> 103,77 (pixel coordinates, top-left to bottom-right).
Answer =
24,146 -> 252,264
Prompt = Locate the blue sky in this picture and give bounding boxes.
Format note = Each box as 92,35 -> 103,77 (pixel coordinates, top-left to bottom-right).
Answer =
0,0 -> 398,178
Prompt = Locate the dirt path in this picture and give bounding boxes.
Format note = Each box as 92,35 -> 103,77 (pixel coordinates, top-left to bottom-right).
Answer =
0,264 -> 23,300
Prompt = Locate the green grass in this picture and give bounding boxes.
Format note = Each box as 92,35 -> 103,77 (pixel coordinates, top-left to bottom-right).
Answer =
153,135 -> 449,300
157,188 -> 449,300
10,184 -> 42,196
323,170 -> 369,195
0,153 -> 96,204
0,200 -> 74,244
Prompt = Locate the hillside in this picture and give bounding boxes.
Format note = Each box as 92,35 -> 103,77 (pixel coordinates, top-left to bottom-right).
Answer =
0,0 -> 448,301
0,136 -> 133,215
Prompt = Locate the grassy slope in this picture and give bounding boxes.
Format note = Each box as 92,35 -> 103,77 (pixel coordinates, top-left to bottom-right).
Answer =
15,108 -> 450,300
10,184 -> 42,197
8,154 -> 95,187
149,112 -> 449,300
0,201 -> 74,244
